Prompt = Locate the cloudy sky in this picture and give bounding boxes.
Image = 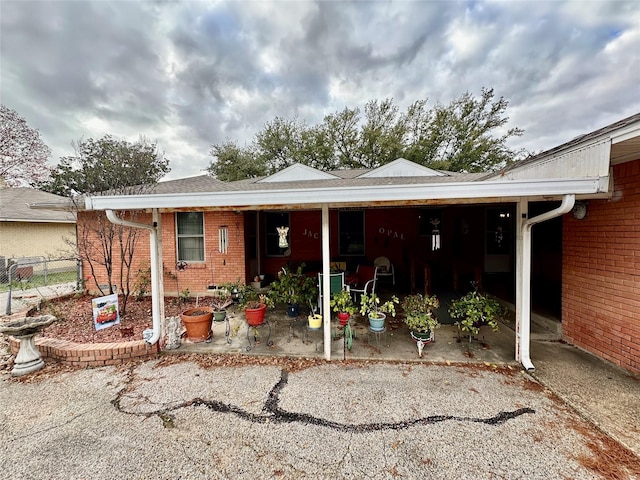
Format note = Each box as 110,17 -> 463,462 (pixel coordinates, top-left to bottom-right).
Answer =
1,0 -> 638,180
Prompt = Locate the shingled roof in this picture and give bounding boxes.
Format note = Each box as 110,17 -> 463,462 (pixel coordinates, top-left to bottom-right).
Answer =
0,188 -> 76,223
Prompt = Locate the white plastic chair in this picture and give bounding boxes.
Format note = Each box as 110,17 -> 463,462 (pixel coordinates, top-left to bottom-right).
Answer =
374,256 -> 395,285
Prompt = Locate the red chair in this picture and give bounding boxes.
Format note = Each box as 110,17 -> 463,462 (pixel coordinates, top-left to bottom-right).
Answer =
349,265 -> 379,301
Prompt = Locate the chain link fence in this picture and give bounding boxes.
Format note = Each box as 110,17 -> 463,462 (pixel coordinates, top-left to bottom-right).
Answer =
1,256 -> 82,315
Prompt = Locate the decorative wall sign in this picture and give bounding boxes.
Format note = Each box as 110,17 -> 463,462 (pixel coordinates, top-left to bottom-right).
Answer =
378,227 -> 406,240
302,228 -> 319,239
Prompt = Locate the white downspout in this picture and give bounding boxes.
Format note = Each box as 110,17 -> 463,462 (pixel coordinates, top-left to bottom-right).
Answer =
321,204 -> 331,360
517,194 -> 575,371
106,209 -> 163,345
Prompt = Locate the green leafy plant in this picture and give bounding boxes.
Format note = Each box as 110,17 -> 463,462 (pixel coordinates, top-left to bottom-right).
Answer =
179,288 -> 191,303
269,264 -> 317,306
448,287 -> 503,336
132,262 -> 151,300
330,289 -> 356,315
209,288 -> 232,311
230,283 -> 274,310
401,294 -> 440,334
359,293 -> 399,319
219,279 -> 245,303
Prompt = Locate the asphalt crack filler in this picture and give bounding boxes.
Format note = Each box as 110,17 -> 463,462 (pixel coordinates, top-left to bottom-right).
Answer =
114,368 -> 535,432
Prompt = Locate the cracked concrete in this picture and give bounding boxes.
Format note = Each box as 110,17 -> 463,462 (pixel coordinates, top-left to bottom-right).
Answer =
2,359 -> 638,479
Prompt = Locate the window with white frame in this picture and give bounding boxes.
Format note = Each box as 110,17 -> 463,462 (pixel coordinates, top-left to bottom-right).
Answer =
176,212 -> 204,262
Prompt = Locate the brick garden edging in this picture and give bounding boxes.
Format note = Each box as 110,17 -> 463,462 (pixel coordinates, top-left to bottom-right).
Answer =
9,336 -> 160,367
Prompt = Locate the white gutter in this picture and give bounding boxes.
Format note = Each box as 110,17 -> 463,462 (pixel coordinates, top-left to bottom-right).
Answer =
84,177 -> 605,211
105,209 -> 162,346
517,194 -> 575,372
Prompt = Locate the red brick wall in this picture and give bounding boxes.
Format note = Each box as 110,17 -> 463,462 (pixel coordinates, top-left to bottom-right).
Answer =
562,158 -> 640,373
79,210 -> 246,296
9,337 -> 159,367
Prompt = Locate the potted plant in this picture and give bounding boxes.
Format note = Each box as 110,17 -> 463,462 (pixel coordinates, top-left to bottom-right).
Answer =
238,285 -> 274,326
209,288 -> 232,322
220,279 -> 244,304
180,305 -> 214,342
330,288 -> 356,326
401,293 -> 440,336
401,293 -> 440,357
359,293 -> 399,331
269,264 -> 317,317
307,311 -> 323,329
448,286 -> 504,342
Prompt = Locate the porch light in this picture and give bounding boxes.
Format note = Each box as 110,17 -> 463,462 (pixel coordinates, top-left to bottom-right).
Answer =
218,226 -> 229,254
430,218 -> 441,251
277,226 -> 289,248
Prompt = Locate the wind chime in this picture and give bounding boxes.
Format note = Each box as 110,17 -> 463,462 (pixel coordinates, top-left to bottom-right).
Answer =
430,218 -> 441,251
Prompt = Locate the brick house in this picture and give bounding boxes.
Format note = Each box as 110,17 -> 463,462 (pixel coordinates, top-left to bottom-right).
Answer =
35,113 -> 640,373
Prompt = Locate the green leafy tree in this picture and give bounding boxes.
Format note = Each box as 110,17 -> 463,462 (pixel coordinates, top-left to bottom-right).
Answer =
322,106 -> 361,169
298,125 -> 336,171
357,99 -> 407,168
208,140 -> 265,181
411,88 -> 525,172
206,88 -> 526,180
41,135 -> 170,314
255,117 -> 302,174
42,135 -> 169,196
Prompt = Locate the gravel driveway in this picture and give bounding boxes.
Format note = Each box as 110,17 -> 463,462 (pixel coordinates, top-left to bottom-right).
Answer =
1,357 -> 637,479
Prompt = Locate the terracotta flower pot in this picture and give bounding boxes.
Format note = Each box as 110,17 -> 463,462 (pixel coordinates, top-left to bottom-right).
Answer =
181,307 -> 213,342
245,303 -> 267,326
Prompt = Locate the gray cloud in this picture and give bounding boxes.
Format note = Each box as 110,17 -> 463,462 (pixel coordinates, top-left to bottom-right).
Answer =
1,0 -> 638,180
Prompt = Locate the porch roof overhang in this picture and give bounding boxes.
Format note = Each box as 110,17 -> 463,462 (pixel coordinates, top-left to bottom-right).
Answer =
83,176 -> 608,212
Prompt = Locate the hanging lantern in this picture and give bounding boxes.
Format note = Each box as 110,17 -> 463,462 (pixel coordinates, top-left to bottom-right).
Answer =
277,226 -> 289,248
430,219 -> 441,251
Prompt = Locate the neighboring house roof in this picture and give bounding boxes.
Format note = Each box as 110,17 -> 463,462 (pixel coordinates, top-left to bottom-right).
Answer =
0,188 -> 76,223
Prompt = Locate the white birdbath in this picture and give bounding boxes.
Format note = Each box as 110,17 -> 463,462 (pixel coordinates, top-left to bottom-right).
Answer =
0,315 -> 56,376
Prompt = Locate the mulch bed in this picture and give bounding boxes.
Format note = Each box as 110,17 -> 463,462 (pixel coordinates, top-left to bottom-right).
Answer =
31,294 -> 208,344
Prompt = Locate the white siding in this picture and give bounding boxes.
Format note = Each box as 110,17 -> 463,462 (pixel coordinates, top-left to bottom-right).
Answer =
501,141 -> 611,180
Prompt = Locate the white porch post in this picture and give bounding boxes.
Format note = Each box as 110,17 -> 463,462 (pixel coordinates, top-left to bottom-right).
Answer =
515,199 -> 528,366
321,204 -> 331,360
152,209 -> 165,340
